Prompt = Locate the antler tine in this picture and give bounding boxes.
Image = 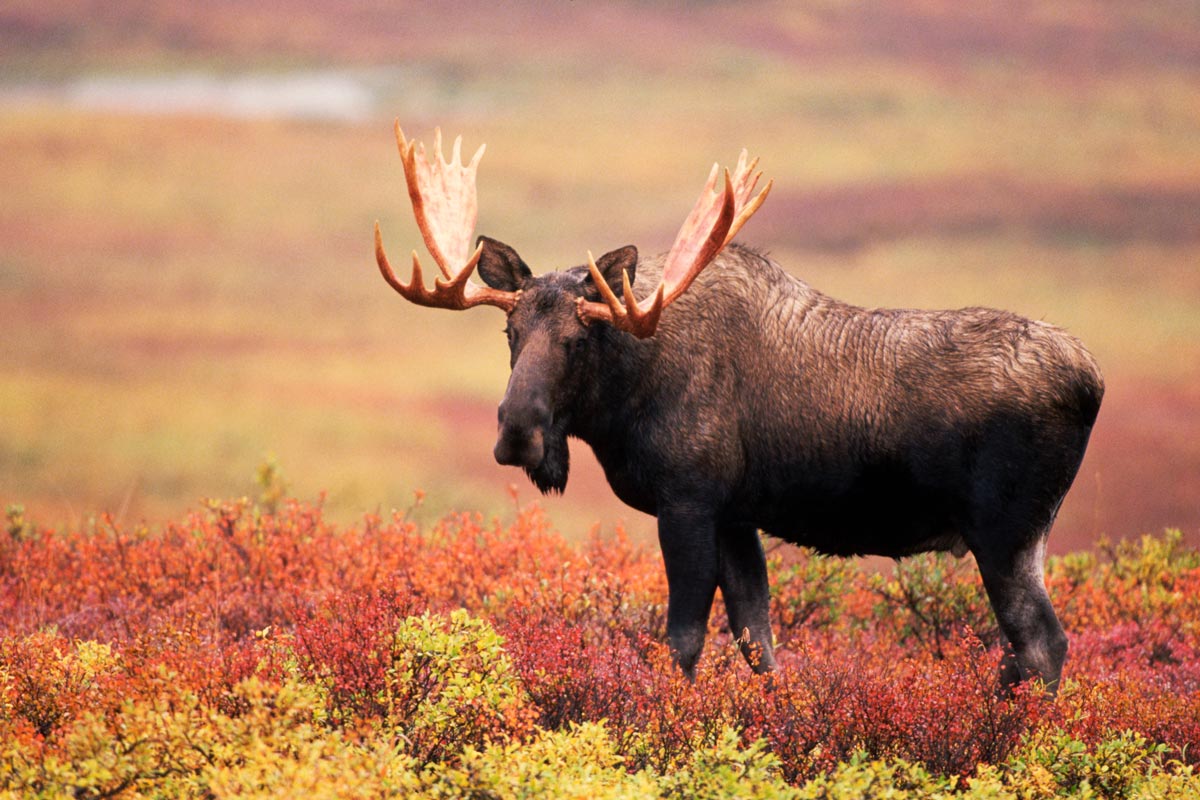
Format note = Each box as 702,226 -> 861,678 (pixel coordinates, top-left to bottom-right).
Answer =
723,148 -> 773,248
375,222 -> 505,310
576,149 -> 771,338
374,220 -> 444,305
584,251 -> 666,338
375,124 -> 516,313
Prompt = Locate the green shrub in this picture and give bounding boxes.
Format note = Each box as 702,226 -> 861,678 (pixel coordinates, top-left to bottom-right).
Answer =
4,504 -> 33,542
1006,731 -> 1172,799
792,753 -> 959,800
382,609 -> 538,764
658,727 -> 799,799
2,673 -> 208,798
418,722 -> 658,799
771,547 -> 857,633
870,551 -> 997,655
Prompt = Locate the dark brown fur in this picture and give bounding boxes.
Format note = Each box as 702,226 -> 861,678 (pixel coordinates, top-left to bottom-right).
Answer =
476,235 -> 1103,691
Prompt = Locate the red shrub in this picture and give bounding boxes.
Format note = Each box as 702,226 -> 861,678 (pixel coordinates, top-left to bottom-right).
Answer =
0,629 -> 127,738
1,498 -> 1198,783
288,586 -> 424,722
728,633 -> 1043,782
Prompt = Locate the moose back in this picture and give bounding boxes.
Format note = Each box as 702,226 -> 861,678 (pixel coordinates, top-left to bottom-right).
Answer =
373,125 -> 1103,692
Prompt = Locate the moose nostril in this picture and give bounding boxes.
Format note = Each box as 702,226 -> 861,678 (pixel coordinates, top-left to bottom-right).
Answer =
493,425 -> 545,468
493,437 -> 515,466
493,428 -> 522,466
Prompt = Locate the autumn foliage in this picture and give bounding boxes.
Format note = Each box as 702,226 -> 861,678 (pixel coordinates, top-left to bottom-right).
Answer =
1,496 -> 1198,798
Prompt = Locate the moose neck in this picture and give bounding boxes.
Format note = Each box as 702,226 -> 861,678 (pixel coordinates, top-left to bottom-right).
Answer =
563,322 -> 664,515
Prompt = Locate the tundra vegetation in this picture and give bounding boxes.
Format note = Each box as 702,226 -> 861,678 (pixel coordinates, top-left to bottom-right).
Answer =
1,495 -> 1199,798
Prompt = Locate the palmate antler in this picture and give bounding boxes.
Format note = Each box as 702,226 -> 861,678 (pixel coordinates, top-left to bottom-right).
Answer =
374,122 -> 519,312
375,124 -> 771,333
575,150 -> 772,338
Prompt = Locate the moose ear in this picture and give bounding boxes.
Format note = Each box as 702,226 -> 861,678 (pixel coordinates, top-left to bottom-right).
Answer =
585,245 -> 638,299
476,236 -> 533,291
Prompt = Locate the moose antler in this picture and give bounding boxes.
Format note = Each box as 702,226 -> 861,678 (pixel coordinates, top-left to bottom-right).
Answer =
576,150 -> 772,338
374,122 -> 519,312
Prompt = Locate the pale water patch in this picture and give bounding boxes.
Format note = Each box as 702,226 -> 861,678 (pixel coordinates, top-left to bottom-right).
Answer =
0,67 -> 500,122
65,71 -> 377,122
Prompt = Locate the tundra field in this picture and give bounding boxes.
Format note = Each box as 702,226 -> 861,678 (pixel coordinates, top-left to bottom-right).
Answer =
2,500 -> 1200,797
2,0 -> 1200,795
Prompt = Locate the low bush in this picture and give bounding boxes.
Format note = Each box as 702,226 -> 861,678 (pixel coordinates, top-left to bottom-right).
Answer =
0,497 -> 1197,797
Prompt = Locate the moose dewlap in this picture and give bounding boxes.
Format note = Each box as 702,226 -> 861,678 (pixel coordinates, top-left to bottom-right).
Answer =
373,124 -> 1103,693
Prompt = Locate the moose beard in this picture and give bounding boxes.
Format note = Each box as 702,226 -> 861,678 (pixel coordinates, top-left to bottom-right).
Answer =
525,424 -> 569,495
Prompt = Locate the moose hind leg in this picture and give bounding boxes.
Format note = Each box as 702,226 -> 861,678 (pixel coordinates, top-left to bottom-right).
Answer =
975,535 -> 1068,694
657,505 -> 720,678
718,525 -> 777,673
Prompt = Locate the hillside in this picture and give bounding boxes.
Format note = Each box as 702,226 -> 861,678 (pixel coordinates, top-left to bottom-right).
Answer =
1,1 -> 1198,547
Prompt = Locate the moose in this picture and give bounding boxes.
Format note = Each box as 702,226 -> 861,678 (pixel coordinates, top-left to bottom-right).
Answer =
373,125 -> 1104,693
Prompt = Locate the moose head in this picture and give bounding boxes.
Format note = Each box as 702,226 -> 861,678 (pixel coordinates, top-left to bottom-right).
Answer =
373,124 -> 771,493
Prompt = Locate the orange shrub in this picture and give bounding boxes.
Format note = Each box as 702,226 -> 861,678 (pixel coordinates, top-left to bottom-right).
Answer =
1,496 -> 1198,794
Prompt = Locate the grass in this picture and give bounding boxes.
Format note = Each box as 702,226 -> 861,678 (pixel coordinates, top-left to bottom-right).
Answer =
1,2 -> 1199,546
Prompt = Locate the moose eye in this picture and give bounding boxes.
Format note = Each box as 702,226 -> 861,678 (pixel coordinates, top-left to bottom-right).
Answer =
504,326 -> 518,348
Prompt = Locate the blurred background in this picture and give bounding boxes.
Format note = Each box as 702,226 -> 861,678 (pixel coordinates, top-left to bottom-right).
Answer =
1,1 -> 1197,550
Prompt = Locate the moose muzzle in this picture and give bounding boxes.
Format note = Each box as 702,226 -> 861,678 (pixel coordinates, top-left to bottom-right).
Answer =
493,420 -> 546,469
493,344 -> 554,470
493,392 -> 550,468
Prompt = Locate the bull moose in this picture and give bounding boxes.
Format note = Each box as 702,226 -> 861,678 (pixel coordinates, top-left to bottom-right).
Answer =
373,125 -> 1103,693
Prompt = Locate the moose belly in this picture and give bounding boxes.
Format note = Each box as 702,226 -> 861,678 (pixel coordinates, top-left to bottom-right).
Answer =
739,460 -> 972,559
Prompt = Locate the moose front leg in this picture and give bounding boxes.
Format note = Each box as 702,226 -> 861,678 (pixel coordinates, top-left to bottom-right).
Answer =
657,504 -> 720,679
